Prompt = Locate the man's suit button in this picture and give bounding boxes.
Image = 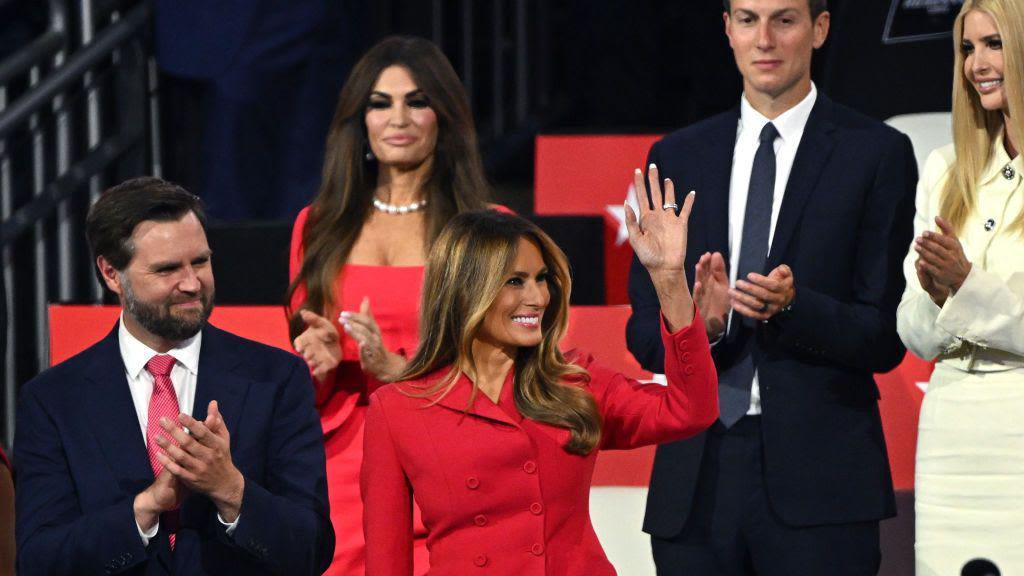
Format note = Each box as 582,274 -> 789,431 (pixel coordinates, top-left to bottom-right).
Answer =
531,543 -> 545,556
523,461 -> 537,474
474,514 -> 487,526
530,502 -> 543,515
474,554 -> 488,567
466,476 -> 480,489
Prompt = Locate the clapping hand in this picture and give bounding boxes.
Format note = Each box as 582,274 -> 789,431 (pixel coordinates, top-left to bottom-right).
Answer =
624,164 -> 696,331
694,252 -> 731,339
914,216 -> 972,307
293,309 -> 342,383
340,297 -> 407,381
156,400 -> 245,522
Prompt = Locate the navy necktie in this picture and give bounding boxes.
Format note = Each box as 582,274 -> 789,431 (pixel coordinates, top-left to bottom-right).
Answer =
717,122 -> 778,428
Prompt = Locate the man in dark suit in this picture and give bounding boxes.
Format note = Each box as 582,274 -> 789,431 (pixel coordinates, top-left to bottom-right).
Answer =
14,178 -> 333,574
626,0 -> 916,574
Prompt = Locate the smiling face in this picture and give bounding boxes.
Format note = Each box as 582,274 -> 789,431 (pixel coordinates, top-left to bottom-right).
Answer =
962,9 -> 1008,114
99,212 -> 215,351
475,238 -> 551,356
364,65 -> 440,170
724,0 -> 829,112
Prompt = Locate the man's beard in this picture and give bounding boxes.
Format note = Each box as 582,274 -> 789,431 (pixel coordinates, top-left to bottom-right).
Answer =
121,275 -> 214,342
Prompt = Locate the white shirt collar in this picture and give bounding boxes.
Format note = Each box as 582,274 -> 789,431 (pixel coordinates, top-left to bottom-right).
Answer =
118,312 -> 202,379
739,82 -> 818,145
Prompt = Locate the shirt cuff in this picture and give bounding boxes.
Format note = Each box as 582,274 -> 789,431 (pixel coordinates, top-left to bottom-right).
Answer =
217,511 -> 240,536
136,519 -> 159,546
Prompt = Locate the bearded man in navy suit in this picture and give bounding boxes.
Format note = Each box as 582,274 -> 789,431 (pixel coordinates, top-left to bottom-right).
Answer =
14,177 -> 333,575
627,0 -> 917,574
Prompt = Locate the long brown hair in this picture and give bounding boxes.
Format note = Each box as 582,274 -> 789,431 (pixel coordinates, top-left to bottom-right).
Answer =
400,211 -> 603,455
943,0 -> 1024,234
287,36 -> 490,335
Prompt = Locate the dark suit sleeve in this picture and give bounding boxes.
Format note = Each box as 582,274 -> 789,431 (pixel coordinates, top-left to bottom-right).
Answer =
626,141 -> 669,373
769,132 -> 917,373
15,385 -> 150,575
224,357 -> 334,575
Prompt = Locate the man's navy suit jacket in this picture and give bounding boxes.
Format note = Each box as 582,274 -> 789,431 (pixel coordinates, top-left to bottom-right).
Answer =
14,323 -> 334,575
627,94 -> 917,537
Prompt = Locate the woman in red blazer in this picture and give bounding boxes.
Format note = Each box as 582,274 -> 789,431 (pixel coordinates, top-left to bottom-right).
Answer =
362,169 -> 718,575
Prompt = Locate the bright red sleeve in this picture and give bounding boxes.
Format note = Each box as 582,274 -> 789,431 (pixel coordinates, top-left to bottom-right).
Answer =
586,309 -> 719,450
362,393 -> 415,576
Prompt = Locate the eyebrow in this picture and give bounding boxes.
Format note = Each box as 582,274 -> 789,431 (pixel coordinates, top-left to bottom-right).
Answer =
733,8 -> 800,18
148,249 -> 212,270
369,89 -> 426,99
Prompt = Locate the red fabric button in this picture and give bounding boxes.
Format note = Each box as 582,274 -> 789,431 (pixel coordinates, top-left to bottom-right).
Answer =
681,352 -> 692,362
523,461 -> 537,474
530,502 -> 543,515
684,365 -> 694,375
531,543 -> 544,556
466,476 -> 480,489
474,554 -> 488,567
474,514 -> 487,526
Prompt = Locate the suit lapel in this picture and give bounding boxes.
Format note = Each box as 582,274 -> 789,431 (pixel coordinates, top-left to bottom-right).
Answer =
192,325 -> 249,433
767,95 -> 837,269
700,109 -> 740,257
82,324 -> 154,486
433,370 -> 521,427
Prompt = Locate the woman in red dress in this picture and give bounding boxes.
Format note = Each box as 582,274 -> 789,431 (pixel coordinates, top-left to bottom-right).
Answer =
287,36 -> 492,575
363,172 -> 719,575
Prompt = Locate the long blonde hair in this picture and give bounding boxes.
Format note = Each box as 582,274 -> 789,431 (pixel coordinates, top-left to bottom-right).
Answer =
286,37 -> 490,338
944,0 -> 1024,234
399,211 -> 603,455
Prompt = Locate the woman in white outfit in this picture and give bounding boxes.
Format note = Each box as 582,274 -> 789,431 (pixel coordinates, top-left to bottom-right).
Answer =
896,1 -> 1024,574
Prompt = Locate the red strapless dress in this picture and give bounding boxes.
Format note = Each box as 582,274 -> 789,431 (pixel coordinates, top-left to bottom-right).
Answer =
290,207 -> 430,575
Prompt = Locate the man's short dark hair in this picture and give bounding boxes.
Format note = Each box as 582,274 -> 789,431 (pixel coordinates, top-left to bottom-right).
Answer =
85,177 -> 206,279
723,0 -> 828,19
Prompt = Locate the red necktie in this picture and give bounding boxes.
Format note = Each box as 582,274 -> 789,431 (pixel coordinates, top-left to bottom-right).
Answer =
145,354 -> 180,548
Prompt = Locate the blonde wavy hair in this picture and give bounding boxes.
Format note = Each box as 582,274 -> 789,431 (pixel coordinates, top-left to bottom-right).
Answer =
398,210 -> 602,455
944,0 -> 1024,234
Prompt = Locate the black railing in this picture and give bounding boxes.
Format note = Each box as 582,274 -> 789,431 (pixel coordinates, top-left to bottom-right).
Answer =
0,0 -> 156,449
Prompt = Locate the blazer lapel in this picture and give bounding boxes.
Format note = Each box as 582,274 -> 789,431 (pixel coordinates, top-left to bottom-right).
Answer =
433,371 -> 521,428
82,324 -> 154,488
767,95 -> 837,269
192,325 -> 249,433
700,109 -> 740,257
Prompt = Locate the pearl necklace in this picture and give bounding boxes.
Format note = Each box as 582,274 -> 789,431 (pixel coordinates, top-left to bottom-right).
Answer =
372,197 -> 427,215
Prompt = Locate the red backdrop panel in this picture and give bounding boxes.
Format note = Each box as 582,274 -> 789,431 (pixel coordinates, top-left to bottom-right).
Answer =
47,304 -> 925,489
535,135 -> 662,305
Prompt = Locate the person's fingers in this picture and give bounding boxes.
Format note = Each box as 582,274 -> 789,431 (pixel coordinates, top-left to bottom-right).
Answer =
624,201 -> 641,239
156,451 -> 196,483
647,164 -> 663,208
934,216 -> 956,237
729,287 -> 768,311
678,189 -> 695,223
734,280 -> 780,305
299,309 -> 333,330
633,169 -> 650,217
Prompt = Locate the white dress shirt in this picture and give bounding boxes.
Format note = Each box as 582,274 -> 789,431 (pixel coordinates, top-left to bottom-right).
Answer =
727,83 -> 818,415
118,316 -> 238,544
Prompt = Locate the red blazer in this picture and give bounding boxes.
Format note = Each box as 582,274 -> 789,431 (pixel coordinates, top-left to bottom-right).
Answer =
362,314 -> 718,575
